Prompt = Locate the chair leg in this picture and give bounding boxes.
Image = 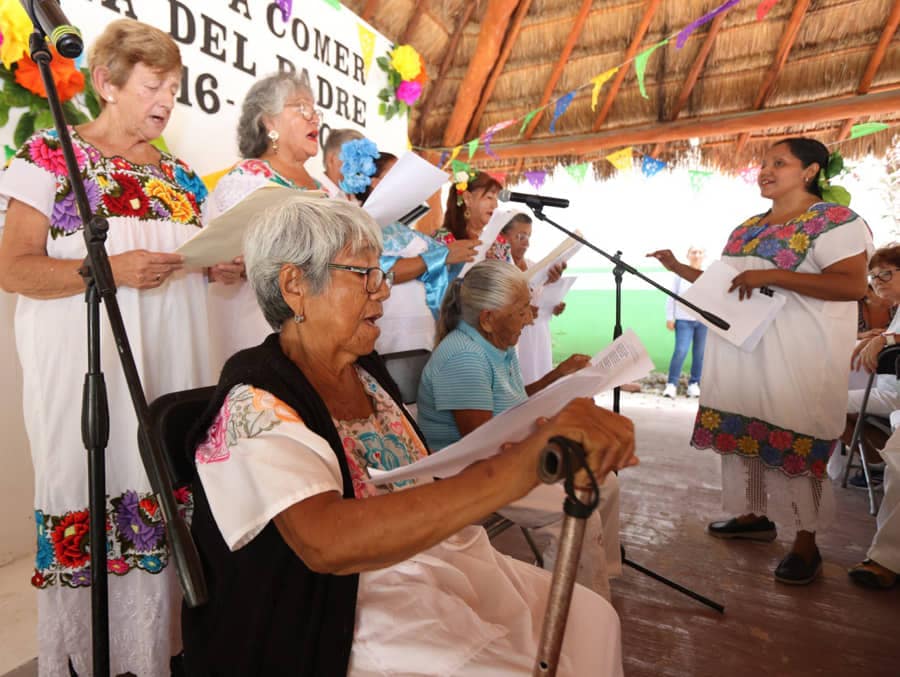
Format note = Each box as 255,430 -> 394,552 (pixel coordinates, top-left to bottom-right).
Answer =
519,526 -> 544,569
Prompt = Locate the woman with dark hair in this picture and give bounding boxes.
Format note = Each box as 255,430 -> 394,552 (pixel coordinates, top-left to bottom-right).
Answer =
434,171 -> 502,269
649,137 -> 872,585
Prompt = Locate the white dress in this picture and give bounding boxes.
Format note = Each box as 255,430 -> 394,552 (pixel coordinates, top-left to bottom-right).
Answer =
693,203 -> 873,531
195,371 -> 624,676
0,128 -> 212,676
519,259 -> 555,384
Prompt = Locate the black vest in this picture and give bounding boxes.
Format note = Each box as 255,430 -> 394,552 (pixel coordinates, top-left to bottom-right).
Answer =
181,333 -> 420,676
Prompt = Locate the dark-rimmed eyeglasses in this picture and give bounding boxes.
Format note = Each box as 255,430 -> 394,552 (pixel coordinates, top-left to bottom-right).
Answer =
327,263 -> 393,293
288,102 -> 324,122
869,269 -> 899,283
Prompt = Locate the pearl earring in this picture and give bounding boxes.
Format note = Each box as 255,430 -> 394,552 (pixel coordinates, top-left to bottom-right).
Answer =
293,313 -> 305,324
268,129 -> 280,154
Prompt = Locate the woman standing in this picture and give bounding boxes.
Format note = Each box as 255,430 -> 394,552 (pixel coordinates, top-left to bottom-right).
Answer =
649,138 -> 870,585
433,170 -> 501,278
0,19 -> 228,675
662,246 -> 707,398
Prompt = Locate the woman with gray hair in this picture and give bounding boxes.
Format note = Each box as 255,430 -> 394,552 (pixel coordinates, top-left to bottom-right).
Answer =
417,260 -> 623,600
183,196 -> 634,675
205,71 -> 326,374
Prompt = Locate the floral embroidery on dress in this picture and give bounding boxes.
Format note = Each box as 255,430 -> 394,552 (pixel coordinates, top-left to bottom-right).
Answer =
196,385 -> 301,464
229,158 -> 321,190
486,233 -> 513,264
16,128 -> 206,238
721,203 -> 857,271
31,487 -> 192,589
691,405 -> 833,479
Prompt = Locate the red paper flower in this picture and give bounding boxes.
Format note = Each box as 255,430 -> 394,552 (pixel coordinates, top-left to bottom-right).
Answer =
102,172 -> 149,217
52,509 -> 90,569
14,47 -> 85,102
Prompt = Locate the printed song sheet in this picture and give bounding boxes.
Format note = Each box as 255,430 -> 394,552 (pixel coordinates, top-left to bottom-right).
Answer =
536,276 -> 577,312
362,152 -> 448,227
681,260 -> 786,352
176,185 -> 326,267
370,329 -> 653,485
526,237 -> 582,290
458,207 -> 516,276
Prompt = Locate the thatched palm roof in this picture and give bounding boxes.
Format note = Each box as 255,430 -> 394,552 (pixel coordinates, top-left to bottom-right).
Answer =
346,0 -> 900,178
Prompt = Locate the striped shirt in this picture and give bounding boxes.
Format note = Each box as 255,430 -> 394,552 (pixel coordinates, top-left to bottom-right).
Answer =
416,321 -> 527,450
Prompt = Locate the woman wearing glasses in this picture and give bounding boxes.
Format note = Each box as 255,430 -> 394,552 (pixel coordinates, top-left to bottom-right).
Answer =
183,196 -> 634,675
649,137 -> 872,585
205,72 -> 326,374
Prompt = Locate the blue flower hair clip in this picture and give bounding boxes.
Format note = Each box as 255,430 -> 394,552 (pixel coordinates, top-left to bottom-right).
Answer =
339,138 -> 380,195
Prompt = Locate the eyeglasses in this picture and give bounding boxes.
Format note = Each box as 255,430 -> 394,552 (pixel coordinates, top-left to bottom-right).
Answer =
869,269 -> 899,283
511,232 -> 530,243
327,263 -> 393,293
288,102 -> 324,122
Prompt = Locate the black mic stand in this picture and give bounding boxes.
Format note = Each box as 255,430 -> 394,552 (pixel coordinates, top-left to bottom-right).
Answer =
25,19 -> 207,677
525,200 -> 724,615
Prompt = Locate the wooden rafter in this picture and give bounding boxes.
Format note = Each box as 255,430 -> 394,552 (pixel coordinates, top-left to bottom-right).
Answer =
462,89 -> 900,162
591,0 -> 662,132
360,0 -> 379,22
414,1 -> 478,146
836,0 -> 900,141
466,0 -> 535,139
734,0 -> 811,155
521,0 -> 594,139
651,10 -> 728,156
443,0 -> 519,148
400,0 -> 428,44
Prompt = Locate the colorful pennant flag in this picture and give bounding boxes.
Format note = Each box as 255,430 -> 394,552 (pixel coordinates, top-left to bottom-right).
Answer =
565,163 -> 590,183
467,138 -> 480,159
606,147 -> 633,173
850,122 -> 889,139
635,39 -> 669,99
641,156 -> 667,177
591,68 -> 618,111
549,91 -> 575,134
756,0 -> 780,21
689,169 -> 714,192
322,0 -> 341,8
450,159 -> 471,177
740,166 -> 760,185
357,23 -> 376,78
275,0 -> 293,21
438,150 -> 449,168
444,145 -> 461,168
482,119 -> 516,158
519,109 -> 541,135
4,145 -> 15,161
676,0 -> 740,49
488,171 -> 508,185
525,170 -> 547,191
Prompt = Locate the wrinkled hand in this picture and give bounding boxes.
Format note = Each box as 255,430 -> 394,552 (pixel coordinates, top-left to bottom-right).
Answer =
852,334 -> 886,373
647,249 -> 680,272
666,320 -> 675,331
553,302 -> 566,316
554,353 -> 591,378
110,249 -> 183,289
209,256 -> 245,285
728,269 -> 774,301
858,328 -> 885,340
546,262 -> 566,285
446,238 -> 481,264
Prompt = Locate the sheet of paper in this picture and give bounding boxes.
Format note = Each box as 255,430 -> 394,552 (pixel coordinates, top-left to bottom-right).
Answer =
362,152 -> 448,227
526,238 -> 582,290
369,329 -> 653,485
537,276 -> 576,312
681,260 -> 787,352
458,206 -> 516,276
176,185 -> 326,267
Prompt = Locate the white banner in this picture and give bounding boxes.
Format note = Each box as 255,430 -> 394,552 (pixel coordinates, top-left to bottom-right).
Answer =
1,0 -> 408,176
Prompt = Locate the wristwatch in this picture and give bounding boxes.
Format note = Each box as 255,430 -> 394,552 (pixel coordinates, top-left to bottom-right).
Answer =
884,333 -> 896,346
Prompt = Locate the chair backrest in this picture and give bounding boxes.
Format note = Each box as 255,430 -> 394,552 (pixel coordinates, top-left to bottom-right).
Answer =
877,344 -> 900,377
381,349 -> 431,404
148,386 -> 217,487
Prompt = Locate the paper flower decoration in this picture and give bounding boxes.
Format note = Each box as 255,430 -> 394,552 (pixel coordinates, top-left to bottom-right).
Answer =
15,47 -> 85,102
376,44 -> 428,120
338,138 -> 380,195
0,0 -> 32,69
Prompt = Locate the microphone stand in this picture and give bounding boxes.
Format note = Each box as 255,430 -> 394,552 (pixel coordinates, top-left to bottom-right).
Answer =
25,21 -> 207,677
525,201 -> 724,615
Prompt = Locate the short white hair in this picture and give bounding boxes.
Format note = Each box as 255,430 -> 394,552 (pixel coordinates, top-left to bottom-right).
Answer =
244,196 -> 383,330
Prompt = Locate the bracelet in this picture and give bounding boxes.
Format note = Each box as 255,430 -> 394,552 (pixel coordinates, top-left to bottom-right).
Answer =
884,333 -> 896,347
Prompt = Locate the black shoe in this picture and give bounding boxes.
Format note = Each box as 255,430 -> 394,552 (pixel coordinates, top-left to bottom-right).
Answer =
848,560 -> 898,589
774,549 -> 822,585
708,516 -> 777,541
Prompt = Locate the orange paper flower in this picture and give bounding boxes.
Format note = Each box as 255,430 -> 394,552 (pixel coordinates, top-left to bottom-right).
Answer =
413,54 -> 427,86
14,47 -> 85,102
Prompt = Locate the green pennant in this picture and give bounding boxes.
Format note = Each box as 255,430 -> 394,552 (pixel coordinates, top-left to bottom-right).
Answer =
322,0 -> 342,8
634,38 -> 670,99
565,162 -> 589,183
849,122 -> 889,140
450,159 -> 471,176
519,109 -> 540,135
4,145 -> 15,162
467,138 -> 479,159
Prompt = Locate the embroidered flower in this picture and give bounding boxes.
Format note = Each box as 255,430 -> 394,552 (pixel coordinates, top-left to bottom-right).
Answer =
240,159 -> 274,178
724,238 -> 743,255
196,402 -> 231,464
792,437 -> 813,457
768,429 -> 794,451
51,510 -> 90,569
803,216 -> 827,236
114,491 -> 165,552
102,172 -> 149,217
809,459 -> 826,479
700,409 -> 721,430
251,387 -> 302,423
26,135 -> 86,176
825,206 -> 852,223
50,180 -> 102,238
788,232 -> 810,253
714,432 -> 737,452
174,486 -> 192,505
742,238 -> 760,254
759,445 -> 783,466
692,427 -> 713,447
107,558 -> 130,575
69,568 -> 92,587
773,249 -> 798,270
34,511 -> 54,570
720,415 -> 743,435
746,420 -> 769,441
737,436 -> 759,455
782,454 -> 806,475
175,163 -> 208,204
756,239 -> 781,259
139,555 -> 163,573
31,570 -> 47,589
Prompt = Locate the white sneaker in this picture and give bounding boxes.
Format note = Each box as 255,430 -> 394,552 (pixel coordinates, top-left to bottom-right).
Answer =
663,383 -> 677,398
687,383 -> 701,398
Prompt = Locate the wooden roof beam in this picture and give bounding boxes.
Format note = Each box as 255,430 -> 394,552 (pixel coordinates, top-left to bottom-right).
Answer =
414,1 -> 478,146
521,0 -> 593,139
461,88 -> 900,161
836,0 -> 900,141
360,0 -> 379,22
735,0 -> 811,155
591,0 -> 662,133
400,0 -> 427,44
442,0 -> 519,148
466,0 -> 535,139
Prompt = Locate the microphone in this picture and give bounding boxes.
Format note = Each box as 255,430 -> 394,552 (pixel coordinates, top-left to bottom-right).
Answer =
498,189 -> 569,209
21,0 -> 84,58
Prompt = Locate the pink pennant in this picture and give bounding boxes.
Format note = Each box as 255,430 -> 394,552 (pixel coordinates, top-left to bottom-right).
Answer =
488,171 -> 508,184
482,119 -> 516,158
740,166 -> 760,185
756,0 -> 779,21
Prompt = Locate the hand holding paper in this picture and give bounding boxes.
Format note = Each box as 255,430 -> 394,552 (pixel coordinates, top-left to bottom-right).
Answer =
362,152 -> 448,228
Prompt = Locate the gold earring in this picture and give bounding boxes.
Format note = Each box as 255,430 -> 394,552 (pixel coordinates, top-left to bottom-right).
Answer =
464,208 -> 472,221
268,130 -> 280,154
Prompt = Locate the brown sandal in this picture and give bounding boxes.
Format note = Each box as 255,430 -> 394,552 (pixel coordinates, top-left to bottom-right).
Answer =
848,560 -> 898,589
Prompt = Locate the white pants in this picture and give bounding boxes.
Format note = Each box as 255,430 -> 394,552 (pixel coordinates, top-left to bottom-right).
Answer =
869,421 -> 900,573
847,385 -> 900,417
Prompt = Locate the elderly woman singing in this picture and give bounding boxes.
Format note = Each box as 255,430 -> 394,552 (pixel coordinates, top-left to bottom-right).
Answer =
182,197 -> 635,676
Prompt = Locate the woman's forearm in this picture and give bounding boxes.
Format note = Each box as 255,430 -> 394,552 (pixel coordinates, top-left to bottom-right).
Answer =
389,256 -> 427,283
525,371 -> 558,396
673,261 -> 702,283
0,253 -> 86,299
